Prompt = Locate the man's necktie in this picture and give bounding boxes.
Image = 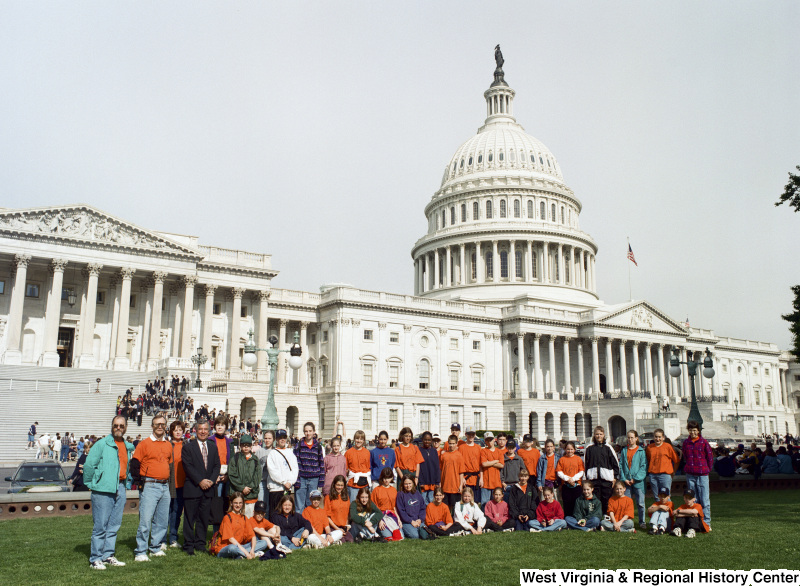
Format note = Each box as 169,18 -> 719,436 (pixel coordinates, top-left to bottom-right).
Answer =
201,441 -> 208,468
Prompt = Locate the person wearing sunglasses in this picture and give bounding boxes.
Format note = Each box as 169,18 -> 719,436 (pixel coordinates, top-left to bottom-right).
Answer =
131,415 -> 174,562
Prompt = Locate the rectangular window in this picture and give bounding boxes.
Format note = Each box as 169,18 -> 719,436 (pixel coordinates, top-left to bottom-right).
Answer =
450,369 -> 459,391
755,390 -> 761,406
389,365 -> 399,388
309,365 -> 316,387
420,410 -> 431,432
474,412 -> 482,430
97,291 -> 106,304
473,340 -> 480,351
364,329 -> 373,341
419,360 -> 429,389
473,371 -> 481,392
213,303 -> 221,315
515,252 -> 522,278
0,280 -> 4,294
61,288 -> 69,300
129,294 -> 136,308
362,363 -> 373,386
767,391 -> 772,406
310,333 -> 316,345
362,408 -> 373,431
320,364 -> 328,386
753,367 -> 758,375
389,409 -> 398,431
26,283 -> 39,298
390,332 -> 399,344
240,306 -> 248,318
450,411 -> 459,427
450,338 -> 458,350
795,375 -> 800,382
764,367 -> 770,376
323,330 -> 328,342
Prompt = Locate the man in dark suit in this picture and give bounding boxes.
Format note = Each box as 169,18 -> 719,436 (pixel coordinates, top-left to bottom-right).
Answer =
181,419 -> 220,555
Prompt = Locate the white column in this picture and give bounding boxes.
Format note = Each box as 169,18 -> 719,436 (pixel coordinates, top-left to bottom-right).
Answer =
459,243 -> 466,285
201,284 -> 217,368
563,337 -> 572,395
557,243 -> 564,284
577,340 -> 585,397
180,276 -> 197,358
657,344 -> 666,402
113,267 -> 135,370
147,272 -> 167,367
476,242 -> 484,283
171,284 -> 182,358
591,337 -> 600,396
644,342 -> 654,397
532,333 -> 541,394
543,242 -> 550,283
136,281 -> 151,370
80,263 -> 104,367
548,335 -> 556,393
42,258 -> 68,367
605,338 -> 615,394
510,240 -> 516,282
257,290 -> 270,380
581,250 -> 587,289
681,348 -> 690,398
632,341 -> 641,393
517,333 -> 527,396
434,249 -> 440,289
423,254 -> 430,292
527,240 -> 533,283
445,246 -> 451,287
4,254 -> 32,363
492,240 -> 499,283
109,276 -> 121,360
229,287 -> 245,371
619,340 -> 628,394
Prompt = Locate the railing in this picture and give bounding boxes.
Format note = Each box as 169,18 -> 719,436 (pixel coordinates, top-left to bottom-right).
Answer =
637,412 -> 679,420
528,391 -> 538,399
696,395 -> 729,403
545,392 -> 554,400
559,393 -> 570,401
504,390 -> 518,399
573,393 -> 586,401
723,414 -> 755,422
198,245 -> 271,269
603,391 -> 652,400
206,383 -> 227,394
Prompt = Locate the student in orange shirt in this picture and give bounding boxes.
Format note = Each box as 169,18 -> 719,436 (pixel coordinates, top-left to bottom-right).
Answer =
324,475 -> 352,543
555,441 -> 584,518
394,427 -> 424,489
600,481 -> 635,532
439,435 -> 465,510
518,434 -> 541,484
536,439 -> 560,498
646,487 -> 674,535
495,433 -> 508,459
458,426 -> 482,501
646,428 -> 680,498
303,490 -> 342,547
345,430 -> 371,501
247,500 -> 286,553
212,493 -> 263,559
425,487 -> 461,537
371,467 -> 401,523
672,489 -> 709,538
480,432 -> 504,504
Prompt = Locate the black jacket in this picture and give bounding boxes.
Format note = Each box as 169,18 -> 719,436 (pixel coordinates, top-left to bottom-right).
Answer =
508,482 -> 539,519
181,438 -> 221,499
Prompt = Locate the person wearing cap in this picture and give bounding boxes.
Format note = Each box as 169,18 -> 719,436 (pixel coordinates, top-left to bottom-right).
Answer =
646,487 -> 674,535
672,489 -> 709,537
458,426 -> 483,501
247,501 -> 285,552
501,439 -> 525,500
417,431 -> 441,505
303,489 -> 342,547
681,421 -> 714,530
266,430 -> 299,514
228,434 -> 261,517
479,432 -> 503,504
451,423 -> 465,446
432,434 -> 443,455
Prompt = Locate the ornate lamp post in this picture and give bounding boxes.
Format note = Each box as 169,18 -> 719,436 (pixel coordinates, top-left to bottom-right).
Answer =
242,329 -> 303,430
733,398 -> 740,420
669,346 -> 715,430
191,347 -> 208,390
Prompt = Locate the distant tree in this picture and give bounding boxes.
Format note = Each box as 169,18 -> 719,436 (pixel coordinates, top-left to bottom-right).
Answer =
783,286 -> 800,362
775,165 -> 800,213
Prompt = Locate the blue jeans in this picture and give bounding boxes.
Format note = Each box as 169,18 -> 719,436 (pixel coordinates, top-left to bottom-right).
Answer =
60,446 -> 70,462
625,485 -> 646,524
685,474 -> 711,526
135,482 -> 170,556
217,540 -> 267,558
347,486 -> 361,502
90,482 -> 127,563
402,524 -> 421,539
649,473 -> 672,499
601,518 -> 634,532
649,510 -> 670,528
164,487 -> 184,545
530,518 -> 566,531
280,528 -> 307,550
421,490 -> 434,505
295,476 -> 320,515
565,516 -> 600,531
480,488 -> 494,505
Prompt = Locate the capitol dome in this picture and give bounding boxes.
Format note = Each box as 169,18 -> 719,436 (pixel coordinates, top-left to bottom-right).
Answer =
410,54 -> 600,309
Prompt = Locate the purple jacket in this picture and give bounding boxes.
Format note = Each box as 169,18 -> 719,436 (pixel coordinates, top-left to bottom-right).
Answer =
293,438 -> 326,485
682,436 -> 714,476
396,490 -> 426,524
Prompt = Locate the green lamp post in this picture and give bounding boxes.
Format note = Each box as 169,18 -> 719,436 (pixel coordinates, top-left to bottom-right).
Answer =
668,346 -> 715,430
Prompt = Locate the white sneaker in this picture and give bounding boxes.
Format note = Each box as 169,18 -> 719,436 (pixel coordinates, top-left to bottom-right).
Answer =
502,528 -> 514,533
159,543 -> 167,551
90,560 -> 106,570
276,544 -> 292,554
169,542 -> 180,548
529,528 -> 541,533
103,556 -> 125,567
672,527 -> 682,537
151,550 -> 166,557
134,554 -> 150,562
686,529 -> 696,539
254,550 -> 265,557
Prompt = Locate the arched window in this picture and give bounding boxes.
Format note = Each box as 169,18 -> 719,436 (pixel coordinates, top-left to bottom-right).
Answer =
471,253 -> 477,280
515,250 -> 522,278
500,250 -> 508,278
488,152 -> 493,163
738,383 -> 745,404
527,200 -> 534,218
509,150 -> 516,162
532,251 -> 538,279
530,152 -> 535,163
485,252 -> 494,278
513,199 -> 521,218
551,203 -> 556,221
561,206 -> 565,224
564,255 -> 570,283
450,207 -> 456,225
498,151 -> 504,162
486,200 -> 493,219
478,154 -> 483,164
554,255 -> 560,282
539,201 -> 545,219
441,209 -> 446,228
500,200 -> 507,218
468,156 -> 473,166
513,368 -> 519,392
461,204 -> 467,222
459,158 -> 464,169
473,201 -> 479,220
452,161 -> 457,173
419,359 -> 430,390
539,156 -> 544,164
545,412 -> 555,438
529,412 -> 539,436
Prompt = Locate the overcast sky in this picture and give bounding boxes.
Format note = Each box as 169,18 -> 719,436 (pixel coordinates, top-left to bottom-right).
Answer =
1,2 -> 799,350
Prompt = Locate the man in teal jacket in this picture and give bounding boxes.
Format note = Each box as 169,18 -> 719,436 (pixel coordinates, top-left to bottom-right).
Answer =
84,415 -> 134,570
619,430 -> 647,529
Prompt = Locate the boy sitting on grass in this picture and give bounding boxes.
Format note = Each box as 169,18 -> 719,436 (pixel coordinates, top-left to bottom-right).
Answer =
672,489 -> 709,538
647,487 -> 674,535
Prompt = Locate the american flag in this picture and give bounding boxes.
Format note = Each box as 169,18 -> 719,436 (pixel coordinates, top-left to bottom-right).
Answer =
627,244 -> 638,266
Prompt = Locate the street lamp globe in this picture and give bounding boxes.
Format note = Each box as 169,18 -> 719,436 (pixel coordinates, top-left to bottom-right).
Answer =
702,348 -> 715,379
288,331 -> 303,370
288,354 -> 303,370
668,348 -> 681,378
242,351 -> 258,368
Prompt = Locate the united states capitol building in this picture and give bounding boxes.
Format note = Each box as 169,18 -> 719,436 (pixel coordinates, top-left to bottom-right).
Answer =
1,58 -> 798,444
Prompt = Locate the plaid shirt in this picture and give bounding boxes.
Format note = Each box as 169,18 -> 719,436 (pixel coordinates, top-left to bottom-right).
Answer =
681,436 -> 714,476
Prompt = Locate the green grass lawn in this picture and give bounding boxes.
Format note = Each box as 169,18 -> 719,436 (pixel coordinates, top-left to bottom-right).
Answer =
2,490 -> 799,585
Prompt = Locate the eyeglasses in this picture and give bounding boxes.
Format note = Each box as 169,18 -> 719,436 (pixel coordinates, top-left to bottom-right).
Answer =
112,425 -> 126,429
153,423 -> 167,428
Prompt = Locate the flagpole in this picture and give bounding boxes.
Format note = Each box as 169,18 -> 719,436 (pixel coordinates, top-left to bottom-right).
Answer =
627,237 -> 632,301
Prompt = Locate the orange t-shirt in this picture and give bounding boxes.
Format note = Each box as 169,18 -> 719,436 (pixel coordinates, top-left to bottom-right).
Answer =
345,447 -> 370,488
555,455 -> 584,485
132,438 -> 172,480
302,506 -> 330,534
607,495 -> 634,521
395,444 -> 425,472
425,502 -> 453,526
676,503 -> 710,532
480,447 -> 502,490
458,443 -> 482,486
626,447 -> 635,469
439,450 -> 464,493
116,440 -> 127,480
518,448 -> 541,477
213,513 -> 252,554
246,515 -> 274,535
173,442 -> 185,488
325,495 -> 350,527
646,443 -> 679,474
545,454 -> 556,481
371,484 -> 398,511
215,436 -> 228,466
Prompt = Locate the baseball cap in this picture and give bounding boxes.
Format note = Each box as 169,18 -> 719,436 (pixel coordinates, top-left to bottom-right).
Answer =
254,501 -> 267,514
432,434 -> 441,442
484,431 -> 495,439
465,425 -> 476,434
658,487 -> 670,496
310,489 -> 322,499
451,423 -> 461,430
506,439 -> 517,449
275,429 -> 288,439
522,434 -> 533,442
683,489 -> 695,499
240,434 -> 252,445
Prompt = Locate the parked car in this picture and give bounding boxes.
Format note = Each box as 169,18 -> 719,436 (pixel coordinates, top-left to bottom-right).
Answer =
5,460 -> 70,493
